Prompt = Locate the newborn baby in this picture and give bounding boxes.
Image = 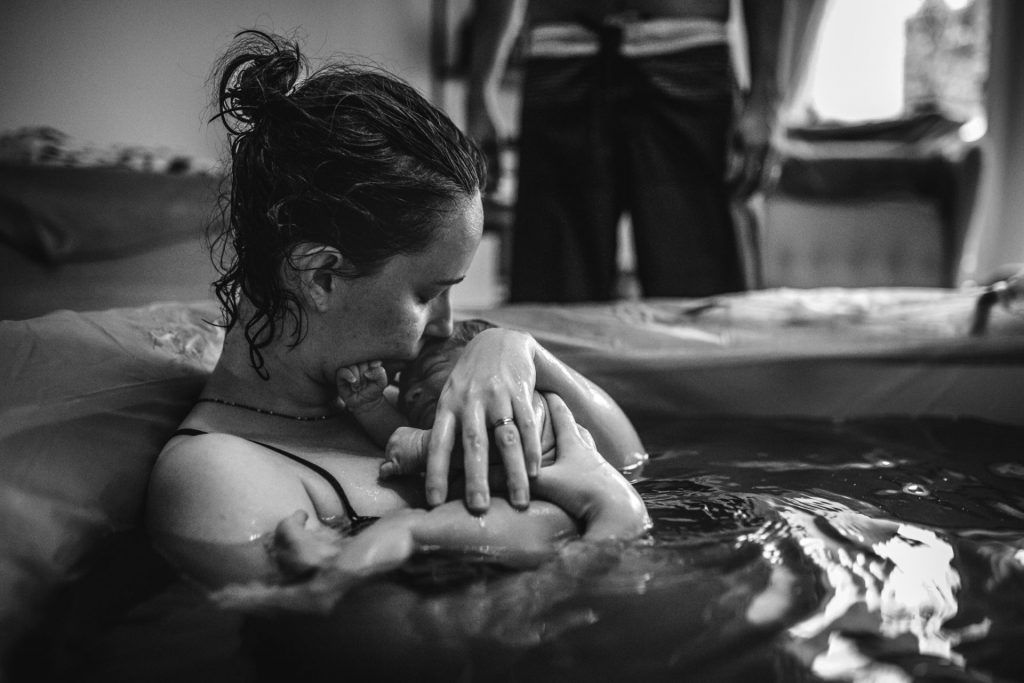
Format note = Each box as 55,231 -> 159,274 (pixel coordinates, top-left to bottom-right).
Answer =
338,319 -> 650,541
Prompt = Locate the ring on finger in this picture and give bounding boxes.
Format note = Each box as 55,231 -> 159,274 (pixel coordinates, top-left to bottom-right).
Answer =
491,416 -> 515,430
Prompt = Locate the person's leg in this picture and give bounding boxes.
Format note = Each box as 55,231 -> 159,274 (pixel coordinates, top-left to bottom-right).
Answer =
510,56 -> 622,303
622,45 -> 744,298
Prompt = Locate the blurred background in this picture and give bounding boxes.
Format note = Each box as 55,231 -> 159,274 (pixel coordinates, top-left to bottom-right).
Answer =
1,0 -> 1021,312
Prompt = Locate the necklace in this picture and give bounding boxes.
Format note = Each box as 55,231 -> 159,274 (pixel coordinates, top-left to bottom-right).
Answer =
197,397 -> 338,421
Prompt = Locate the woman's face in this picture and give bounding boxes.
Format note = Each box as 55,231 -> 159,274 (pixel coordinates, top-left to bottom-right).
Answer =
326,193 -> 483,370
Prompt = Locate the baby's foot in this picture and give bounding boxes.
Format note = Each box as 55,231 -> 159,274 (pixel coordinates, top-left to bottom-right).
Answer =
380,426 -> 431,479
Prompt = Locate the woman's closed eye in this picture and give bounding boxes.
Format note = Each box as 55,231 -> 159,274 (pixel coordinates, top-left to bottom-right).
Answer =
420,280 -> 461,305
417,287 -> 445,305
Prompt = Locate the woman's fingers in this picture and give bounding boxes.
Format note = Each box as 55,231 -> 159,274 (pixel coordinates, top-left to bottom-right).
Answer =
511,387 -> 542,477
546,393 -> 581,444
577,424 -> 597,449
425,410 -> 456,506
458,403 -> 492,514
423,328 -> 542,514
492,413 -> 529,509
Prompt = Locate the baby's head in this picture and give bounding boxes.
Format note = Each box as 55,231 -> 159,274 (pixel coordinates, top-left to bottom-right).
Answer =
398,319 -> 496,428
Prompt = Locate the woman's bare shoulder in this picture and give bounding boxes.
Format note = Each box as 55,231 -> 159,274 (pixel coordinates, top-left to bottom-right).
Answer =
148,431 -> 317,543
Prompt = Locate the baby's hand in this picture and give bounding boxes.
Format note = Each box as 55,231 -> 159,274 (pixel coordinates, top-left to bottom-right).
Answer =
337,361 -> 388,414
380,426 -> 431,480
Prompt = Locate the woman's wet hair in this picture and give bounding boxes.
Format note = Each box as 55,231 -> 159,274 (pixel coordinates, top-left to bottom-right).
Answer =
209,30 -> 486,375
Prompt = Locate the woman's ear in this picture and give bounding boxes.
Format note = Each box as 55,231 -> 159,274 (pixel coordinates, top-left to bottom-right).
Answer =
286,243 -> 343,312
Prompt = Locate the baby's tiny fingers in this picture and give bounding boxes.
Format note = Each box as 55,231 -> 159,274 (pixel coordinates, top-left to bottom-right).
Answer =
367,364 -> 388,385
379,461 -> 400,480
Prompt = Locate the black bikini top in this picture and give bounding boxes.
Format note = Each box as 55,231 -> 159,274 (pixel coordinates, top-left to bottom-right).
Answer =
171,428 -> 379,532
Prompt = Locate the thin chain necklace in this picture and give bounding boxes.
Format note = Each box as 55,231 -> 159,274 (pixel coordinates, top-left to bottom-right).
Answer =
197,396 -> 338,421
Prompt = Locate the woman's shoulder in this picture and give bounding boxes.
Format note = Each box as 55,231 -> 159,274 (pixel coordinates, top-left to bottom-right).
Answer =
154,429 -> 274,480
148,429 -> 319,543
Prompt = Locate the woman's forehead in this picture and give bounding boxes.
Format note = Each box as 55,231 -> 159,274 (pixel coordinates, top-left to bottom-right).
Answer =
396,199 -> 481,278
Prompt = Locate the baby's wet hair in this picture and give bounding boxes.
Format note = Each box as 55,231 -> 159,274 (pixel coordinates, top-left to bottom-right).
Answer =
397,319 -> 497,405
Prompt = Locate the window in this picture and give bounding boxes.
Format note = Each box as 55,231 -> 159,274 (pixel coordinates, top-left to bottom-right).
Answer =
795,0 -> 989,130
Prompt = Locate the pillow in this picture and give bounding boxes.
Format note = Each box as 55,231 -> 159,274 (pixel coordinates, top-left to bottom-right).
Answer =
0,301 -> 223,666
0,164 -> 222,264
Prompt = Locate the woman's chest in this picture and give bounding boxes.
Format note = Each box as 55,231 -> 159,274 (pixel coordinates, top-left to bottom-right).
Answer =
274,441 -> 426,521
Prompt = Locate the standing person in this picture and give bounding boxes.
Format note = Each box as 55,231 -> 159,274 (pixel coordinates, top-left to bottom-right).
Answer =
466,0 -> 785,302
146,31 -> 649,592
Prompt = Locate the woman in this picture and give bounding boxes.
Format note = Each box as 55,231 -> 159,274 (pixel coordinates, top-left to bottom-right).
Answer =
146,31 -> 648,591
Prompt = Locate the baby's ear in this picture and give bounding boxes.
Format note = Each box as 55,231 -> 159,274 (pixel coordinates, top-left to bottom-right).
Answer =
285,242 -> 343,312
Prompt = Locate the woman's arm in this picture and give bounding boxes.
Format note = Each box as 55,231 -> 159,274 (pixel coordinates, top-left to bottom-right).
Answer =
530,343 -> 645,470
530,394 -> 651,541
146,433 -> 328,587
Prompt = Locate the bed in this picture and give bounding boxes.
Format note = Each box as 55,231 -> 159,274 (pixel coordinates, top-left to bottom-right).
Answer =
0,133 -> 221,321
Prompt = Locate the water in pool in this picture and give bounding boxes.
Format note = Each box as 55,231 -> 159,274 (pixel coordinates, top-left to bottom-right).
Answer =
19,416 -> 1024,683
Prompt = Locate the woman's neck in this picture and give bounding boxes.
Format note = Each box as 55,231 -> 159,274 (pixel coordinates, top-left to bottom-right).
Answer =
204,327 -> 338,418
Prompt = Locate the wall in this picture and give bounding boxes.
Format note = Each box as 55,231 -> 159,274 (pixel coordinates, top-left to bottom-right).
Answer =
0,0 -> 432,162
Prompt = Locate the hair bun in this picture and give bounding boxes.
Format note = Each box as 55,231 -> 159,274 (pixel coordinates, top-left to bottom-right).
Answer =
214,30 -> 305,133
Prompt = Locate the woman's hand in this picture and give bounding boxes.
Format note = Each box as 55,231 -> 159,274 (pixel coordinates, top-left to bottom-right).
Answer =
426,328 -> 543,513
531,394 -> 651,542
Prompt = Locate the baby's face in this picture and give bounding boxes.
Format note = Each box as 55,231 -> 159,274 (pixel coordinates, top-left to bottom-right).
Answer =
400,343 -> 465,428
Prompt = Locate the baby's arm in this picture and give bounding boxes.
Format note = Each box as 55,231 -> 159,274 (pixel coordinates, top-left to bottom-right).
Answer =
337,361 -> 408,447
214,499 -> 579,613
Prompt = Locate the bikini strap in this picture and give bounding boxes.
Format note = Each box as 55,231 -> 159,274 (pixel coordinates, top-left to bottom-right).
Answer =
172,428 -> 207,437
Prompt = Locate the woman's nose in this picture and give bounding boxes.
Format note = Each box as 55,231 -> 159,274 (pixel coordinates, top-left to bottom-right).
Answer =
424,293 -> 453,338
